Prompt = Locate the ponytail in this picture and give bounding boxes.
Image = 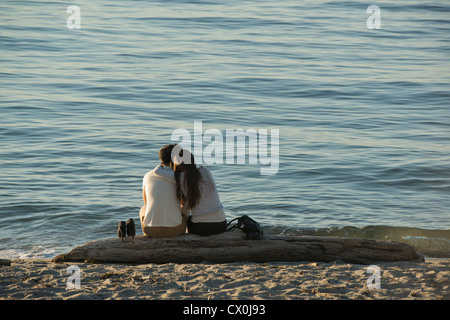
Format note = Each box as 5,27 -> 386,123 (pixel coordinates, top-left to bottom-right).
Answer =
172,148 -> 201,209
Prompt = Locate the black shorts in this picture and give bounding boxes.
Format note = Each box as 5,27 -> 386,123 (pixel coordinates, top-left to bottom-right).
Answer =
187,216 -> 227,236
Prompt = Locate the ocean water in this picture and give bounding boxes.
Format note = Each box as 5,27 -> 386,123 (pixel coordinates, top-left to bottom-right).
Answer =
1,0 -> 449,259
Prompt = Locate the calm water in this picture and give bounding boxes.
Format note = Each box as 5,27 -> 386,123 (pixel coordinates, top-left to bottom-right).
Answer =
1,0 -> 449,259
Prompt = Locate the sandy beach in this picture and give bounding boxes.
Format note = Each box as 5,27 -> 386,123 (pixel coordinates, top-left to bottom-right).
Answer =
0,257 -> 448,300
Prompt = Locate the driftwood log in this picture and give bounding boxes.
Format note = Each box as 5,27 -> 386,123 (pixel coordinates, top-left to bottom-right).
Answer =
0,258 -> 11,266
52,231 -> 423,265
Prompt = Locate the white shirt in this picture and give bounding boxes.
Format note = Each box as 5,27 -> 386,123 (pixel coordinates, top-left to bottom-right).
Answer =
142,165 -> 182,227
184,166 -> 225,223
153,165 -> 226,223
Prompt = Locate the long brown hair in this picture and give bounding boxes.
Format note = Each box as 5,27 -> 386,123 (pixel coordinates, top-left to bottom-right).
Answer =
171,146 -> 202,209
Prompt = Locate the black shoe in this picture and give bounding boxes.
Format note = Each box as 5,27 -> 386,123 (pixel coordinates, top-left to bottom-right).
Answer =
126,218 -> 135,240
117,221 -> 126,241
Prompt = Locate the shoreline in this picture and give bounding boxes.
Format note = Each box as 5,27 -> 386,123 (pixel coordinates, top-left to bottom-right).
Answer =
1,257 -> 448,300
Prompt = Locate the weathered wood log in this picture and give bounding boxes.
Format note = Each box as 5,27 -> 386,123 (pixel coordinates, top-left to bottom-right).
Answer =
0,258 -> 12,266
52,231 -> 424,265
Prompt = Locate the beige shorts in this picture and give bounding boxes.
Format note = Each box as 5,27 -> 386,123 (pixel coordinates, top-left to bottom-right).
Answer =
140,207 -> 187,238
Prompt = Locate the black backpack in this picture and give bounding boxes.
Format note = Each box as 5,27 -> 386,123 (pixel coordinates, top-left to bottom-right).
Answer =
226,215 -> 264,240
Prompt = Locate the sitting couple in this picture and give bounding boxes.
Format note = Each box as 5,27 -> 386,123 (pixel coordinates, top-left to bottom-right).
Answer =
139,144 -> 227,238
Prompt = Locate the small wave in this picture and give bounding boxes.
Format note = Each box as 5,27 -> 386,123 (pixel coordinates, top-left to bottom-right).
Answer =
266,225 -> 450,258
0,246 -> 61,260
402,236 -> 450,258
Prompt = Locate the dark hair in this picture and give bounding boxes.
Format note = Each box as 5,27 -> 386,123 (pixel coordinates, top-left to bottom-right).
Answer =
159,144 -> 175,166
172,147 -> 202,209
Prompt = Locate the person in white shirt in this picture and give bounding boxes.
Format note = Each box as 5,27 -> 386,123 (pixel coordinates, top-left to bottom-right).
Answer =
170,145 -> 227,236
139,145 -> 187,238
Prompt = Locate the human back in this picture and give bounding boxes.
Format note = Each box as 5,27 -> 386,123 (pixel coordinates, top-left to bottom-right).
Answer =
183,166 -> 225,223
141,166 -> 182,227
171,146 -> 227,235
139,144 -> 187,238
